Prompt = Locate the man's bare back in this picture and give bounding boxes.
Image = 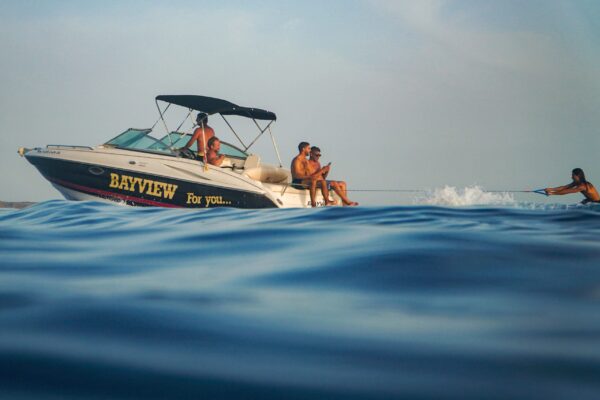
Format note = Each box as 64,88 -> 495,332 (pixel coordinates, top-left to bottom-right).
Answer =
186,125 -> 215,155
291,155 -> 311,183
183,113 -> 214,156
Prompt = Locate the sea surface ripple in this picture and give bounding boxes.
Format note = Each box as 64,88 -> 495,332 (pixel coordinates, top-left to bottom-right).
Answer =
1,200 -> 599,399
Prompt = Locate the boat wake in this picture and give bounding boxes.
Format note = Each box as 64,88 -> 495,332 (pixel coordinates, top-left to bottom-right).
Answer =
415,185 -> 515,206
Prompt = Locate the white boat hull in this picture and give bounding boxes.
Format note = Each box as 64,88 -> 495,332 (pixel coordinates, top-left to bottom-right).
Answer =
25,146 -> 339,209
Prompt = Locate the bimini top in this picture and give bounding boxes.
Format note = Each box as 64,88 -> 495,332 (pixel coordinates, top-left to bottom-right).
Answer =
156,95 -> 276,121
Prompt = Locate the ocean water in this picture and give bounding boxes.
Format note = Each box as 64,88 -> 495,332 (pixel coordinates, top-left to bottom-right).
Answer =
1,192 -> 599,399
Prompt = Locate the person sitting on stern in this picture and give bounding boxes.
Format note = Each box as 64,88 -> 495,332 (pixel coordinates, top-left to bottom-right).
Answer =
291,141 -> 334,207
184,113 -> 215,158
545,168 -> 600,204
206,137 -> 226,167
308,146 -> 358,206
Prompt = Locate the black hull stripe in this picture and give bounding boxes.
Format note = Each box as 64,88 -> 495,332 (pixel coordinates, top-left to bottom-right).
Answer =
26,155 -> 278,208
50,177 -> 182,208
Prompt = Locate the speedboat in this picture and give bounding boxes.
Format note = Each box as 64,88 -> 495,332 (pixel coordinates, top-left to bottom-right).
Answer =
19,95 -> 341,208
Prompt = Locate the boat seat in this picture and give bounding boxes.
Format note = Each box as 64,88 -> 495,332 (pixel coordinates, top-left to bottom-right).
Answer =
244,154 -> 260,169
243,165 -> 290,184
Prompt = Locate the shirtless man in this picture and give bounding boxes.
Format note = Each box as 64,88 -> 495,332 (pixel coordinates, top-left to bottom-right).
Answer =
545,168 -> 600,204
308,146 -> 358,206
291,142 -> 334,207
206,137 -> 226,166
184,113 -> 215,157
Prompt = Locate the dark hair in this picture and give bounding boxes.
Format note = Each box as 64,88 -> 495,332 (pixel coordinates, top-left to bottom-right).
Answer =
310,146 -> 321,153
572,168 -> 587,183
207,136 -> 219,149
196,113 -> 208,123
298,141 -> 309,152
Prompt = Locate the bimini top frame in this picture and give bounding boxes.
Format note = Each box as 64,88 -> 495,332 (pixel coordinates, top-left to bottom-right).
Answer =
154,95 -> 282,166
156,95 -> 276,121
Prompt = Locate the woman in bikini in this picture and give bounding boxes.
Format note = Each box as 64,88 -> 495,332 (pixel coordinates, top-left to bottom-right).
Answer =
545,168 -> 600,204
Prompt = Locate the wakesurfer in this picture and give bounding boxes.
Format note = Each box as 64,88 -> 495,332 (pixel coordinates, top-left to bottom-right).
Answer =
545,168 -> 600,204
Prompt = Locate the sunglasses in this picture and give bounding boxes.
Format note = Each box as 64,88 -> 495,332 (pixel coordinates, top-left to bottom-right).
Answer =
312,153 -> 321,157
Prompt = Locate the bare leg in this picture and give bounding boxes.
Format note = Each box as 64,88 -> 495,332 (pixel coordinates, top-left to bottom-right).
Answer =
341,182 -> 357,205
340,182 -> 348,197
319,180 -> 335,206
309,179 -> 317,207
331,181 -> 358,206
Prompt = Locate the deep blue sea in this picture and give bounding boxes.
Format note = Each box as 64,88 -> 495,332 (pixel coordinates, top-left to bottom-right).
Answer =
1,199 -> 600,399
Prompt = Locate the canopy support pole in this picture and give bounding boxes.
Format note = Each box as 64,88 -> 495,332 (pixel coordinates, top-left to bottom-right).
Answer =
220,114 -> 247,149
245,119 -> 274,152
151,102 -> 171,130
175,108 -> 192,132
268,124 -> 283,167
187,111 -> 196,131
172,108 -> 195,145
201,120 -> 208,172
155,100 -> 173,146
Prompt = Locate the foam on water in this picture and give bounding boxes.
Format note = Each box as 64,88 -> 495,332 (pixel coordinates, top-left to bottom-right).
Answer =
416,185 -> 515,206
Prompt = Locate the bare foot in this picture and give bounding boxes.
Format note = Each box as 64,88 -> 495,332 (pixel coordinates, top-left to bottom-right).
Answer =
343,201 -> 359,207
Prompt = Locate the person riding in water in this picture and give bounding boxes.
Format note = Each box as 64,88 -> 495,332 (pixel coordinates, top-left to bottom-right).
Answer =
184,113 -> 215,158
545,168 -> 600,204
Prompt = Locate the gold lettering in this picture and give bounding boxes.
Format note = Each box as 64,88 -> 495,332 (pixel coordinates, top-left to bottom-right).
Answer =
136,179 -> 148,193
146,181 -> 162,197
203,195 -> 231,207
108,173 -> 178,200
126,176 -> 136,192
118,176 -> 130,191
186,192 -> 202,204
162,183 -> 178,200
109,173 -> 119,188
130,177 -> 143,192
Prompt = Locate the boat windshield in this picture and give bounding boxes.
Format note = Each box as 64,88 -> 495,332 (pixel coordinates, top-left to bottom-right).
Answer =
158,132 -> 249,159
104,129 -> 173,154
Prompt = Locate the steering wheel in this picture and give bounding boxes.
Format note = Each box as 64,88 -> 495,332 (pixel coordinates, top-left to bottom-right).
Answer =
177,147 -> 199,160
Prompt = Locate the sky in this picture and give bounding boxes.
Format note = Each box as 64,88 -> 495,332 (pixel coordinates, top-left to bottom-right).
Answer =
1,0 -> 599,205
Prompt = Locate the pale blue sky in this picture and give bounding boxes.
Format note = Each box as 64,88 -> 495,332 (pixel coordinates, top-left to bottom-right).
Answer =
1,0 -> 599,204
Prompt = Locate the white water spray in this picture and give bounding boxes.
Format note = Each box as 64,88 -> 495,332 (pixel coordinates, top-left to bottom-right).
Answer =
416,186 -> 515,206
